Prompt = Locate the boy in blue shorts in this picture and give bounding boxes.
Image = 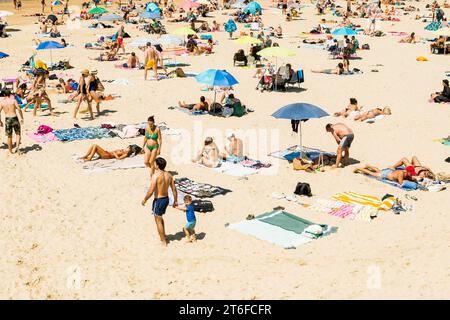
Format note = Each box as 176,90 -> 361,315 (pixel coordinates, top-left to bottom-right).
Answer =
176,195 -> 197,243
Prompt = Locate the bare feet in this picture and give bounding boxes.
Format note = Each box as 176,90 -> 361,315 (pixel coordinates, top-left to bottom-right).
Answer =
353,168 -> 362,173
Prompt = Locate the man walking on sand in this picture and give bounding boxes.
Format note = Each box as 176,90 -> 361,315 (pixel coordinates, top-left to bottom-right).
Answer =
142,157 -> 178,247
0,89 -> 24,154
326,123 -> 354,168
144,42 -> 159,81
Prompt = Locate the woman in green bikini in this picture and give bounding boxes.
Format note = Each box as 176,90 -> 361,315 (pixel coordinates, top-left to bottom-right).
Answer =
142,116 -> 162,177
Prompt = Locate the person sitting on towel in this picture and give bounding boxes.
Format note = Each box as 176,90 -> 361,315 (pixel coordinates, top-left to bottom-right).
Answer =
353,164 -> 414,185
80,144 -> 141,162
430,79 -> 450,103
124,52 -> 139,68
178,96 -> 209,112
221,133 -> 243,161
192,137 -> 220,168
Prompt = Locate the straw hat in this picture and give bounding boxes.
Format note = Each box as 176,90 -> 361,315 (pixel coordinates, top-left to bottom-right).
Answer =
81,69 -> 89,75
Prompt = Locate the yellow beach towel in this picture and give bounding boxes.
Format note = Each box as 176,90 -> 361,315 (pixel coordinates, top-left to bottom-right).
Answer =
332,191 -> 393,210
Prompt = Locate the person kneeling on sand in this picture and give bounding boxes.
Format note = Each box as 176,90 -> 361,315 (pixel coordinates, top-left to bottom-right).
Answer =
354,164 -> 413,184
80,144 -> 141,162
326,123 -> 354,168
192,137 -> 220,168
221,132 -> 243,160
175,195 -> 197,243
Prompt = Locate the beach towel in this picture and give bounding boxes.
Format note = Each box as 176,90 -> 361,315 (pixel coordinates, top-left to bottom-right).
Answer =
27,132 -> 59,143
332,191 -> 387,210
175,177 -> 231,198
363,115 -> 385,123
227,210 -> 337,249
425,21 -> 441,31
307,198 -> 376,221
298,43 -> 325,50
213,161 -> 259,177
359,173 -> 419,190
75,155 -> 146,173
20,103 -> 49,110
170,106 -> 209,116
53,127 -> 115,142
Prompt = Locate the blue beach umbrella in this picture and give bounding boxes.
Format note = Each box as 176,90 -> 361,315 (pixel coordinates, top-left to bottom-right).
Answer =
0,51 -> 9,59
36,40 -> 65,65
244,1 -> 262,15
140,11 -> 161,19
195,69 -> 239,108
272,103 -> 329,151
331,27 -> 357,36
146,2 -> 160,13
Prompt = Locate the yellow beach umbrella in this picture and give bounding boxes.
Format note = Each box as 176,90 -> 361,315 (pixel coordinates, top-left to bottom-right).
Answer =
173,27 -> 197,36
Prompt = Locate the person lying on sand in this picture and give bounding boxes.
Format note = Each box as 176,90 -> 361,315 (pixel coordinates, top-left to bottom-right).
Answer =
353,107 -> 391,121
311,63 -> 345,75
354,164 -> 413,184
334,98 -> 360,117
221,132 -> 243,160
390,156 -> 435,180
80,144 -> 141,161
178,96 -> 209,111
192,137 -> 220,168
90,43 -> 119,61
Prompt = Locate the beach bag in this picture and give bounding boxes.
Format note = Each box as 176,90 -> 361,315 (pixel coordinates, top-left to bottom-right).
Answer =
297,69 -> 304,83
37,125 -> 53,135
97,79 -> 105,92
192,200 -> 214,212
362,44 -> 370,50
175,67 -> 186,77
294,182 -> 312,197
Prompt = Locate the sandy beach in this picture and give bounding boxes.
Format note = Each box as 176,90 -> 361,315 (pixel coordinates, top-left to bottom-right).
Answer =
0,0 -> 449,299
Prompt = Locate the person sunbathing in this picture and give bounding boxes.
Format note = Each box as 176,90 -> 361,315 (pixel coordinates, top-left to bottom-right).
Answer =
399,32 -> 417,43
90,43 -> 119,61
192,137 -> 220,168
311,62 -> 345,75
80,144 -> 141,162
353,107 -> 391,121
354,164 -> 413,184
221,133 -> 243,160
334,98 -> 360,117
274,25 -> 283,38
390,156 -> 435,180
178,96 -> 209,111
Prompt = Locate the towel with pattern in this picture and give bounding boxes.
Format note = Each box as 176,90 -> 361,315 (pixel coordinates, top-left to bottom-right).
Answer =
331,191 -> 392,210
53,127 -> 115,142
175,177 -> 232,198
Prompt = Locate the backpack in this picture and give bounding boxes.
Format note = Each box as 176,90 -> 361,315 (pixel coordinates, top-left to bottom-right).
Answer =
192,200 -> 214,213
294,182 -> 312,197
362,44 -> 370,50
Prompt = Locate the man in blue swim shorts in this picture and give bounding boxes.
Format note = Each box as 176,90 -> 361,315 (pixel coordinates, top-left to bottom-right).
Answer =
142,157 -> 178,247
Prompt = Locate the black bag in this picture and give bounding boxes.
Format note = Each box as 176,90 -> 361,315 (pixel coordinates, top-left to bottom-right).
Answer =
294,182 -> 312,197
192,200 -> 214,213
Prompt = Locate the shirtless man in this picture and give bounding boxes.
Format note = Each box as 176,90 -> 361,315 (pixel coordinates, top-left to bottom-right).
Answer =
0,89 -> 24,154
141,157 -> 178,247
144,42 -> 159,81
354,164 -> 413,185
221,133 -> 243,160
178,96 -> 209,111
126,52 -> 139,68
116,25 -> 126,54
326,123 -> 354,168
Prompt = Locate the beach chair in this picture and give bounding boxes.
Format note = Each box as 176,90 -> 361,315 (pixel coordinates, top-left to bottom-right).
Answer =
286,70 -> 305,90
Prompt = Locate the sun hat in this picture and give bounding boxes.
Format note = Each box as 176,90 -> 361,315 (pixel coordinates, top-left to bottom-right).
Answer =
81,69 -> 89,75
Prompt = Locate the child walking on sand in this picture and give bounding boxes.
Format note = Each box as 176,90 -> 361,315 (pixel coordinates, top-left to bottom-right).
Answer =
175,195 -> 197,243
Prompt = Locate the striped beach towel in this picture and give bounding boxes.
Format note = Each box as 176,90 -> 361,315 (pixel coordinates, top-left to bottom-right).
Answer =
332,191 -> 392,210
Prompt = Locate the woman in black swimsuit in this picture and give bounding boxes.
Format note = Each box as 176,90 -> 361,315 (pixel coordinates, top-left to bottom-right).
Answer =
86,70 -> 104,116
